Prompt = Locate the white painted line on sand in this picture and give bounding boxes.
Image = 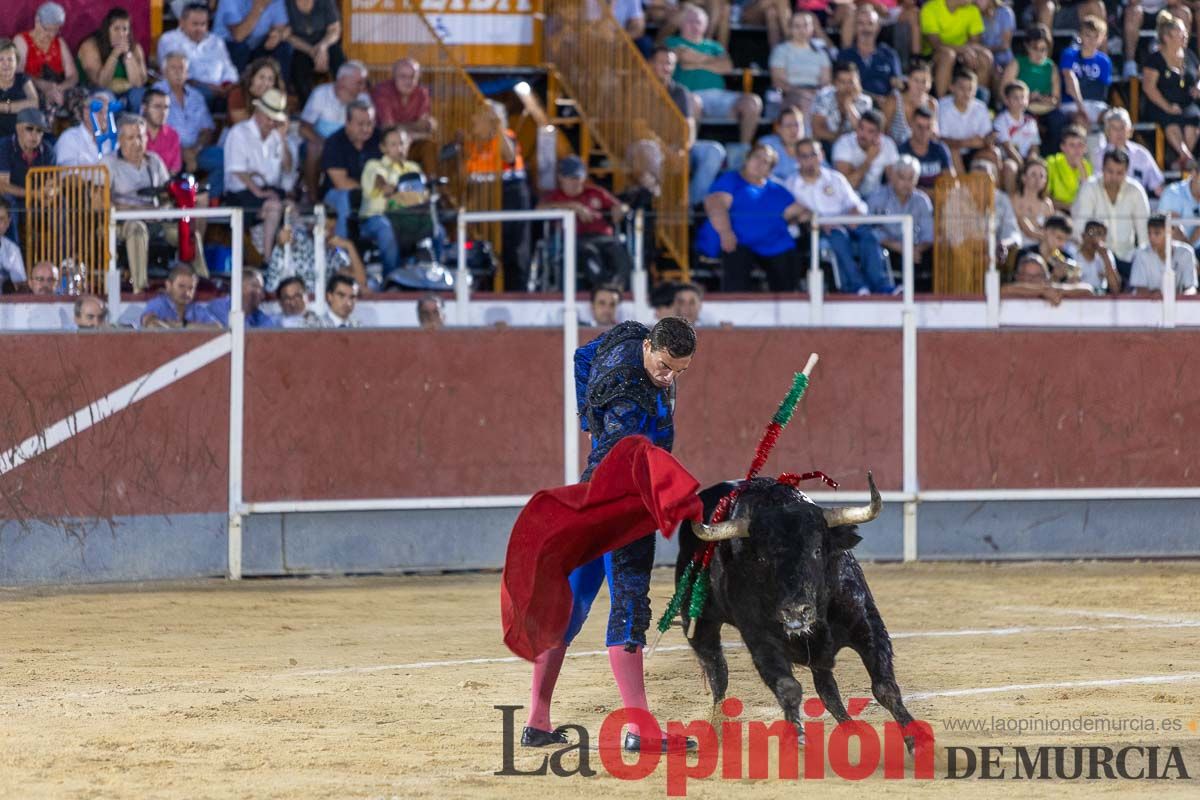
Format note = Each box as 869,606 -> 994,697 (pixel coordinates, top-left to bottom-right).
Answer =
998,605 -> 1200,625
907,672 -> 1200,702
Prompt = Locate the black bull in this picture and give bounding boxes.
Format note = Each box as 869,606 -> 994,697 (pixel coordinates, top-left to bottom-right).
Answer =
676,474 -> 917,743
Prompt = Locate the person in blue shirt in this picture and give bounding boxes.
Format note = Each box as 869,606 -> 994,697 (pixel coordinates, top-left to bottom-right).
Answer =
696,143 -> 806,291
1060,14 -> 1112,127
523,317 -> 698,754
206,267 -> 280,328
758,105 -> 804,181
140,263 -> 221,329
213,0 -> 293,75
841,5 -> 903,120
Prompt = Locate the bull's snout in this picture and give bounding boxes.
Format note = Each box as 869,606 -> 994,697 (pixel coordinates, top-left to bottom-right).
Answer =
778,602 -> 816,635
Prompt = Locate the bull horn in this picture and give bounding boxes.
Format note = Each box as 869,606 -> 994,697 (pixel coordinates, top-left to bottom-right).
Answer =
693,518 -> 750,541
822,472 -> 882,528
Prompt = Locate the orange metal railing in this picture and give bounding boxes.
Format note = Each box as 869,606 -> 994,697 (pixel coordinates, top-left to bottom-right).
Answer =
24,166 -> 111,295
543,0 -> 691,277
933,172 -> 993,295
355,2 -> 505,285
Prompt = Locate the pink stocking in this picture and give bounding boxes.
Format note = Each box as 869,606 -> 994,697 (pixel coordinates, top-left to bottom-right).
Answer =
526,644 -> 567,732
608,645 -> 654,738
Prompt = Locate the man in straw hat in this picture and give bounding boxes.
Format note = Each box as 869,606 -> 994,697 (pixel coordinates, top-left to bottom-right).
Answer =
223,86 -> 291,260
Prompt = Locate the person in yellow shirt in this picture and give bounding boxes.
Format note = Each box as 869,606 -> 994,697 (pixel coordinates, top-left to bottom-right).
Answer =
920,0 -> 994,97
359,126 -> 430,274
1044,124 -> 1094,213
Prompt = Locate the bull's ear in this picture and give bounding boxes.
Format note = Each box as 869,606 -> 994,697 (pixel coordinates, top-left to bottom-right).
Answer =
828,527 -> 863,552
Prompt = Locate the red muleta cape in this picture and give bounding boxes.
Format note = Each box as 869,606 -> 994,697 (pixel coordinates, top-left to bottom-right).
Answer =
500,436 -> 704,661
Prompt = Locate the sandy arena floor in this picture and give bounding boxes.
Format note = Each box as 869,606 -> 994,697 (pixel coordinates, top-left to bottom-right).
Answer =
2,561 -> 1199,799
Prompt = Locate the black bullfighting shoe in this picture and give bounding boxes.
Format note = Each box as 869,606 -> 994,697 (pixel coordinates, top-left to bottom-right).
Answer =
623,732 -> 698,753
521,726 -> 569,747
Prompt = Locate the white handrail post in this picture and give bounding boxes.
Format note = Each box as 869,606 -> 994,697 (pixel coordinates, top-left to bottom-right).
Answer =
809,214 -> 823,324
106,215 -> 121,321
1164,212 -> 1177,328
562,211 -> 580,485
455,209 -> 470,325
901,214 -> 918,562
985,211 -> 1000,327
312,204 -> 328,315
228,208 -> 245,580
631,208 -> 649,321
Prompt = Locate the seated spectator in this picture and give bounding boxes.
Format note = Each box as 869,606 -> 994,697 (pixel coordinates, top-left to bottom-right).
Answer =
28,259 -> 58,294
72,294 -> 107,329
227,56 -> 284,126
811,61 -> 873,149
979,0 -> 1016,76
994,81 -> 1040,193
206,268 -> 279,327
589,283 -> 620,327
141,89 -> 181,174
463,99 -> 533,287
156,3 -> 239,101
759,105 -> 803,181
697,143 -> 804,291
322,272 -> 359,327
1060,14 -> 1111,128
1122,0 -> 1190,79
667,3 -> 763,163
1017,214 -> 1081,283
417,292 -> 445,330
652,0 -> 731,48
214,0 -> 292,75
538,155 -> 634,288
139,263 -> 221,328
834,108 -> 899,197
1129,213 -> 1199,295
1092,108 -> 1164,199
937,68 -> 994,174
768,11 -> 831,123
321,98 -> 379,238
155,52 -> 217,178
105,114 -> 207,291
649,46 -> 726,204
275,274 -> 321,327
1011,157 -> 1054,248
1071,149 -> 1150,282
224,87 -> 292,261
672,280 -> 703,324
370,58 -> 436,138
1075,219 -> 1123,295
608,0 -> 653,56
1000,251 -> 1094,305
900,106 -> 954,189
739,0 -> 792,49
1140,11 -> 1200,169
889,60 -> 938,145
1001,25 -> 1065,154
1045,124 -> 1092,213
787,138 -> 892,294
286,0 -> 345,101
15,2 -> 79,119
841,5 -> 903,124
76,8 -> 148,104
301,60 -> 369,199
359,125 -> 424,276
920,0 -> 993,97
266,204 -> 367,292
970,157 -> 1022,265
0,204 -> 27,290
1157,162 -> 1200,257
841,0 -> 922,59
0,38 -> 39,138
0,108 -> 54,214
867,154 -> 935,278
55,89 -> 117,166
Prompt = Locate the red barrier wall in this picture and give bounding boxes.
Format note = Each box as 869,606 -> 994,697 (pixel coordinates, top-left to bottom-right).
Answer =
3,328 -> 1199,521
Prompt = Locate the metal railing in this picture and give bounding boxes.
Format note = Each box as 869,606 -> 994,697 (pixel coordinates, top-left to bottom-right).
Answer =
25,165 -> 111,295
542,0 -> 691,278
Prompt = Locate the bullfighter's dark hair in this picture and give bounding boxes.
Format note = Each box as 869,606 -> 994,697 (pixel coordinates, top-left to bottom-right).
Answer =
649,317 -> 696,358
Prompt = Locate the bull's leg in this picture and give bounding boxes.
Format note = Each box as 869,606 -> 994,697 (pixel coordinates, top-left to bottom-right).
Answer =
810,667 -> 851,723
743,633 -> 807,734
688,615 -> 728,702
855,640 -> 918,751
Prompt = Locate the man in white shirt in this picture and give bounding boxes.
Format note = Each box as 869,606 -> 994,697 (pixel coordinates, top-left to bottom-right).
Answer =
224,87 -> 291,260
833,108 -> 898,198
786,137 -> 893,294
0,204 -> 26,292
1090,108 -> 1163,198
1129,214 -> 1199,296
157,2 -> 238,99
1155,166 -> 1200,258
321,273 -> 360,327
299,60 -> 369,198
1071,148 -> 1150,282
937,68 -> 993,174
55,90 -> 117,167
